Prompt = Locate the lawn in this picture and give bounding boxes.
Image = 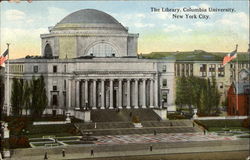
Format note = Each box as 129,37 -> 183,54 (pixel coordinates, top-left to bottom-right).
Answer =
196,119 -> 250,132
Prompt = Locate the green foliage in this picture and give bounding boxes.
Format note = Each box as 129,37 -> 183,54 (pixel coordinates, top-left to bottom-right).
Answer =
168,113 -> 186,120
23,80 -> 31,116
11,78 -> 24,116
8,136 -> 30,149
0,72 -> 4,112
11,75 -> 47,117
175,76 -> 221,115
30,75 -> 48,117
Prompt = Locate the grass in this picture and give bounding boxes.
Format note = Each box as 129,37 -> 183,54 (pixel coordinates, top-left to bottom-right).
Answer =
208,127 -> 249,132
196,119 -> 250,132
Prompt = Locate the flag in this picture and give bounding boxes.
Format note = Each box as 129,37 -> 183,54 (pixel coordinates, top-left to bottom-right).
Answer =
0,48 -> 9,67
222,45 -> 238,66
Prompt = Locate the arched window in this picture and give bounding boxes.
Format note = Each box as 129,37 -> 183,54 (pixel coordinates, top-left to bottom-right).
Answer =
87,42 -> 117,57
44,44 -> 53,58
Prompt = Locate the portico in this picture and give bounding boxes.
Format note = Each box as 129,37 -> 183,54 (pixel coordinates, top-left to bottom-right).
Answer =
70,73 -> 158,110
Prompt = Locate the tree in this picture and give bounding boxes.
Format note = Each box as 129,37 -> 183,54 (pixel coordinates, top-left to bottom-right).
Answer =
175,76 -> 188,111
175,76 -> 221,116
23,80 -> 31,116
11,78 -> 24,116
0,69 -> 4,116
30,75 -> 47,117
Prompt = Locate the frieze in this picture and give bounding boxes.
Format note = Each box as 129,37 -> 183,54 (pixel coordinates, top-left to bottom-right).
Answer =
73,71 -> 157,75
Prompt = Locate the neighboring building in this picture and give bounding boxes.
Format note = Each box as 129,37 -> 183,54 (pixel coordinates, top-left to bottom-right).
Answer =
4,9 -> 176,116
227,68 -> 250,115
145,50 -> 250,104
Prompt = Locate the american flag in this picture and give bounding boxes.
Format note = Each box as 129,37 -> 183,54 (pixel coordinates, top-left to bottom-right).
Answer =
222,45 -> 238,66
0,48 -> 9,67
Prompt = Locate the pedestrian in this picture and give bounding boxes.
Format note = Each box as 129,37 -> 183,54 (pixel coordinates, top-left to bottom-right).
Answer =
91,149 -> 94,156
44,152 -> 48,160
150,145 -> 153,151
62,149 -> 65,157
204,129 -> 206,135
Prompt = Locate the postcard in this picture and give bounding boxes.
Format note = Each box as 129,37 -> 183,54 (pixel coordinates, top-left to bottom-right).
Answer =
0,1 -> 249,160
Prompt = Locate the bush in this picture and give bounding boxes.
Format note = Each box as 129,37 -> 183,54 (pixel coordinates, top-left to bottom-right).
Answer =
8,136 -> 30,149
242,118 -> 250,128
168,113 -> 186,120
132,116 -> 140,123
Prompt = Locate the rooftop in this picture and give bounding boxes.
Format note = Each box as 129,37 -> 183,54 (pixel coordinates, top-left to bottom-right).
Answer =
143,50 -> 249,62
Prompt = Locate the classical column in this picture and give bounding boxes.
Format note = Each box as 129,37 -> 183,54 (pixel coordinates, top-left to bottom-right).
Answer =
134,79 -> 139,109
109,79 -> 114,109
118,79 -> 122,109
85,79 -> 88,105
126,79 -> 131,109
101,79 -> 105,109
75,80 -> 80,110
68,79 -> 72,109
154,75 -> 159,108
142,79 -> 146,108
150,79 -> 154,108
93,79 -> 97,109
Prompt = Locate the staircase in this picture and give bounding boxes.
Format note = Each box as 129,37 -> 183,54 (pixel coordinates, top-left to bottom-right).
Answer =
91,108 -> 161,122
74,120 -> 200,136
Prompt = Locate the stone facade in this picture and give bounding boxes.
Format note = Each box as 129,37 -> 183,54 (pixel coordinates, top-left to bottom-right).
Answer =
3,9 -> 176,116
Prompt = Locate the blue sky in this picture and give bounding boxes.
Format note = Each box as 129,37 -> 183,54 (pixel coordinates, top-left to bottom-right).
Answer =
0,1 -> 249,58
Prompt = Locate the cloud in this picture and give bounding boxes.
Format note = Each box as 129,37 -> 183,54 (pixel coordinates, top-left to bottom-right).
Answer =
194,21 -> 213,28
217,12 -> 249,29
47,7 -> 69,25
1,27 -> 48,58
5,9 -> 25,21
163,24 -> 192,33
154,12 -> 172,20
134,23 -> 155,28
1,27 -> 47,41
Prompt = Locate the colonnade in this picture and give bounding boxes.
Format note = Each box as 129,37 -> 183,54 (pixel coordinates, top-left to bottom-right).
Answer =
68,78 -> 158,110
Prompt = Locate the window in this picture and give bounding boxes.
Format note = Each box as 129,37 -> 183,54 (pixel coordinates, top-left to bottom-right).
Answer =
162,65 -> 166,72
33,66 -> 38,73
64,80 -> 66,90
162,79 -> 167,87
208,64 -> 216,77
52,95 -> 58,106
162,92 -> 168,102
218,64 -> 225,77
63,92 -> 66,107
219,82 -> 223,89
53,65 -> 57,73
87,42 -> 117,57
199,64 -> 207,77
53,85 -> 57,91
64,65 -> 66,72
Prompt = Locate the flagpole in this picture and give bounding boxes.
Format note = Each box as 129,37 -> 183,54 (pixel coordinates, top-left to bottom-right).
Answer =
236,44 -> 238,115
6,43 -> 10,116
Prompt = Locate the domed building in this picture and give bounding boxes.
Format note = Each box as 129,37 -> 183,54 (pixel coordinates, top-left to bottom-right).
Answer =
4,9 -> 176,119
41,9 -> 138,58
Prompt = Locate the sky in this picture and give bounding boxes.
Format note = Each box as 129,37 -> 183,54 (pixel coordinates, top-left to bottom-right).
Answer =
0,1 -> 249,59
